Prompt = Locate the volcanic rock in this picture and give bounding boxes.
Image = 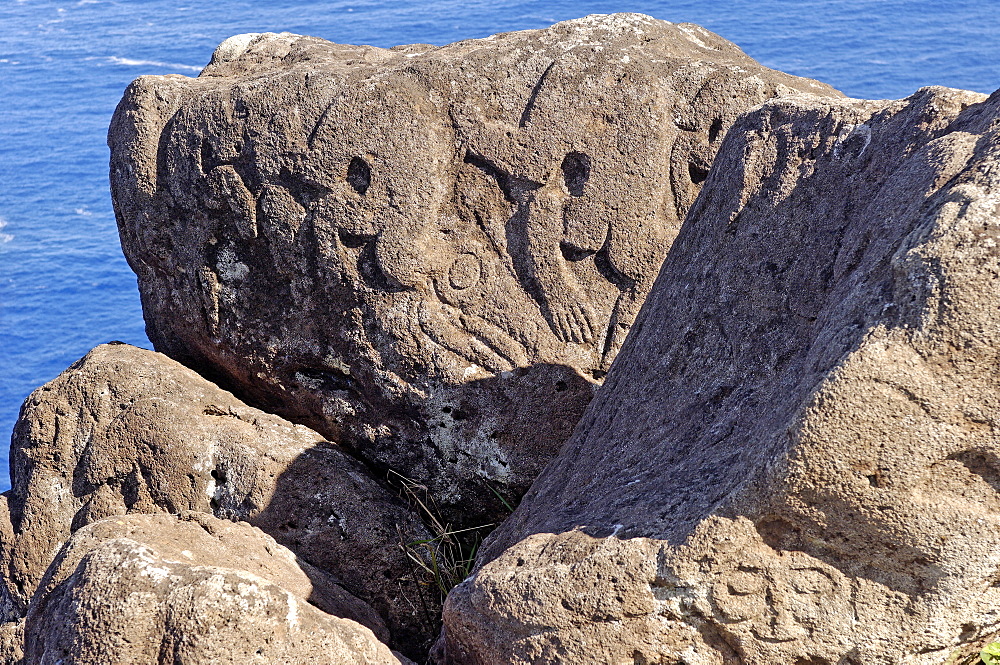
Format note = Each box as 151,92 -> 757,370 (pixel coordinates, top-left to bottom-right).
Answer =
24,512 -> 411,665
0,621 -> 22,665
108,14 -> 839,523
3,343 -> 435,656
439,85 -> 1000,664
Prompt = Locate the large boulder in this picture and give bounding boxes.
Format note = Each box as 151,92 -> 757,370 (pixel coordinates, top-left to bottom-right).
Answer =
109,14 -> 839,523
3,343 -> 435,657
24,512 -> 411,665
439,85 -> 1000,664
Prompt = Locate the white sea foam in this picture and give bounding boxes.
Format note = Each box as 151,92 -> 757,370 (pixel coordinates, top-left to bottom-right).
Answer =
0,218 -> 12,244
74,207 -> 94,216
108,56 -> 202,72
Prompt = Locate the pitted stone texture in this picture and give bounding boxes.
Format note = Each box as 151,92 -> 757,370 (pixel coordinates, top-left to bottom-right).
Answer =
440,86 -> 1000,663
4,344 -> 435,657
0,621 -> 23,665
109,14 -> 839,524
24,512 -> 410,665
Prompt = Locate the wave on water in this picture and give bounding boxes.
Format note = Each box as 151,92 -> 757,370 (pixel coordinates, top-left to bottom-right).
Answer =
108,56 -> 202,73
0,218 -> 13,244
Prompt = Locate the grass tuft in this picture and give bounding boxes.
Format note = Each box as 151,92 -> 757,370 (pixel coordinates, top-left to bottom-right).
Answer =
389,470 -> 494,601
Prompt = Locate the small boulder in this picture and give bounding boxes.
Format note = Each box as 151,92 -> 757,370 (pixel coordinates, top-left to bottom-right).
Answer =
24,512 -> 409,665
4,343 -> 435,656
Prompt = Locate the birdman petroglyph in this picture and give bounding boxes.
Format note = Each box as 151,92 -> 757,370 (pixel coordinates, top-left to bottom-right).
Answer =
110,16 -> 839,521
443,87 -> 1000,663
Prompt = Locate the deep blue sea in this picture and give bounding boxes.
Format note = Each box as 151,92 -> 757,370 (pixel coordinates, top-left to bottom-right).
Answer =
1,0 -> 998,491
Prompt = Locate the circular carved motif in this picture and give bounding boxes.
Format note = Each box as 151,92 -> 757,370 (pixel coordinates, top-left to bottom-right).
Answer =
448,252 -> 482,290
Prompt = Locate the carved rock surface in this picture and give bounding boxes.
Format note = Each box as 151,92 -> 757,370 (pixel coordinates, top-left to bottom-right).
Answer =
440,86 -> 1000,664
3,343 -> 435,656
109,15 -> 839,522
24,512 -> 411,665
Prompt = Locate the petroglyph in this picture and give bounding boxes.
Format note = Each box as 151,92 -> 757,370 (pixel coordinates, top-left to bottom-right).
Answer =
110,16 -> 838,520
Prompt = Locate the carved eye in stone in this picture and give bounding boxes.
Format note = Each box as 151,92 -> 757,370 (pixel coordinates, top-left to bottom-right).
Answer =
448,252 -> 482,291
561,151 -> 591,197
724,570 -> 765,596
709,117 -> 724,143
789,567 -> 836,595
347,156 -> 371,195
711,571 -> 767,622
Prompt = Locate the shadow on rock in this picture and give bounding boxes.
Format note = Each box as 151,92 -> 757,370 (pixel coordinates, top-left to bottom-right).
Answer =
437,87 -> 1000,664
244,441 -> 443,660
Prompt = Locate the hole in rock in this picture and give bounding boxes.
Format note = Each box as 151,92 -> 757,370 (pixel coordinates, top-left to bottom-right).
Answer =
347,156 -> 372,195
200,138 -> 217,173
297,365 -> 358,393
708,384 -> 733,406
840,132 -> 869,159
561,151 -> 591,197
756,515 -> 802,551
688,161 -> 709,184
560,241 -> 595,262
709,117 -> 724,143
337,230 -> 370,249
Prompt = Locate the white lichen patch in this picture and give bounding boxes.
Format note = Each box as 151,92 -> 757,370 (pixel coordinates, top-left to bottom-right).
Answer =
210,32 -> 300,65
678,25 -> 710,49
125,543 -> 174,582
423,390 -> 512,499
285,591 -> 300,628
216,246 -> 249,282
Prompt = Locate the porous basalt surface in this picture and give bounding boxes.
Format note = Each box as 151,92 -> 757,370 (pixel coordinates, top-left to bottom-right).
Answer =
25,512 -> 412,665
109,14 -> 838,524
439,86 -> 1000,664
2,343 -> 435,657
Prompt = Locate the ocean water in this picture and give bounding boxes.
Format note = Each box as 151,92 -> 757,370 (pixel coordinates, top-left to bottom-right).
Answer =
1,0 -> 998,491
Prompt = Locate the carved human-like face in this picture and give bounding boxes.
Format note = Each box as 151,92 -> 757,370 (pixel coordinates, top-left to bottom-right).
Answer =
710,553 -> 844,643
673,518 -> 855,663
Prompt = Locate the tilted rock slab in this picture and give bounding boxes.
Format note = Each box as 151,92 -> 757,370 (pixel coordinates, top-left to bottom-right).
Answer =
439,86 -> 1000,664
3,343 -> 436,657
109,14 -> 838,522
25,512 -> 412,665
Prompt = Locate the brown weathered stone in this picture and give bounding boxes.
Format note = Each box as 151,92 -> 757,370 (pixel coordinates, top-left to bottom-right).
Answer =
0,621 -> 23,665
440,86 -> 1000,663
24,512 -> 411,665
109,15 -> 839,524
3,343 -> 435,657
